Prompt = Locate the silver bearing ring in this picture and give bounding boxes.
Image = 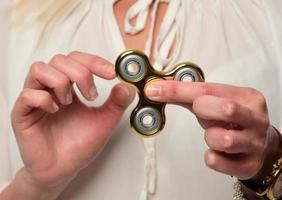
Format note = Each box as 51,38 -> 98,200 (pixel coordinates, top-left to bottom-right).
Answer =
133,107 -> 162,136
118,54 -> 147,83
173,67 -> 201,82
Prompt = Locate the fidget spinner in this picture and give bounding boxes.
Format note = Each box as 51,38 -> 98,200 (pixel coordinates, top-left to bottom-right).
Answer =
115,50 -> 205,137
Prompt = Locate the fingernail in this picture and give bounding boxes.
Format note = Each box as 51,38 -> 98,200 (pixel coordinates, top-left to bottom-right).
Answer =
66,91 -> 73,105
52,102 -> 59,113
145,84 -> 161,98
89,86 -> 98,100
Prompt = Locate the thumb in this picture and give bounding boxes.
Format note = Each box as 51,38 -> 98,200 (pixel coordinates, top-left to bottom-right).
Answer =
98,83 -> 135,125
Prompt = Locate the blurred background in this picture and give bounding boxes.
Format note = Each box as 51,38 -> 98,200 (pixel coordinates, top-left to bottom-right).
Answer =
0,0 -> 11,190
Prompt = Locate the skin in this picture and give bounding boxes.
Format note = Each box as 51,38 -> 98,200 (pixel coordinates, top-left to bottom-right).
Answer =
1,52 -> 135,200
1,0 -> 281,199
144,81 -> 281,180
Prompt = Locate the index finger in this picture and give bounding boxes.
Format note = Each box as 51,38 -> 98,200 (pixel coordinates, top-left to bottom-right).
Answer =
144,81 -> 248,104
68,51 -> 116,79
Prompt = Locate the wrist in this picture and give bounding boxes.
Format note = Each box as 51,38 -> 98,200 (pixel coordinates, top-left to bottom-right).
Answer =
254,126 -> 282,181
17,168 -> 67,200
240,126 -> 282,199
1,168 -> 69,200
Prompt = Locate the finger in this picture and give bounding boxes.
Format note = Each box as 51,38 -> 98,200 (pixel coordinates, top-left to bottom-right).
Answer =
193,95 -> 254,127
97,84 -> 135,132
68,51 -> 116,79
145,81 -> 253,104
205,149 -> 260,179
13,88 -> 59,118
197,119 -> 226,130
25,62 -> 72,105
204,127 -> 253,154
49,54 -> 98,100
11,89 -> 59,172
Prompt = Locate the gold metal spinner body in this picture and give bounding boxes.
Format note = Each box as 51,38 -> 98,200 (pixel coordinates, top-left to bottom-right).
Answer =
115,50 -> 205,137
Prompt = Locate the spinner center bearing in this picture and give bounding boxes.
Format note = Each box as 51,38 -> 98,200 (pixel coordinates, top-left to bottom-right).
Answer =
115,50 -> 205,137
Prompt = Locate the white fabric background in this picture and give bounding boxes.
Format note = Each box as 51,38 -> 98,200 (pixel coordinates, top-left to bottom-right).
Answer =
0,0 -> 12,191
0,0 -> 282,199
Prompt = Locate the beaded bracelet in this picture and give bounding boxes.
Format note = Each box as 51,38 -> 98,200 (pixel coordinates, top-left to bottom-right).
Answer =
234,157 -> 282,200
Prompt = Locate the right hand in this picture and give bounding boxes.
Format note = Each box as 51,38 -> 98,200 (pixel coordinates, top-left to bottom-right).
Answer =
11,51 -> 135,188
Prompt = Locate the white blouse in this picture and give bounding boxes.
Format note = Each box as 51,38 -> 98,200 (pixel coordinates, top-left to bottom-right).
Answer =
1,0 -> 282,199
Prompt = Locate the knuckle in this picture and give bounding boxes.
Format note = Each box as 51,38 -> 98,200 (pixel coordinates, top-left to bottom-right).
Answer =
51,54 -> 66,65
52,79 -> 66,90
30,61 -> 45,75
52,76 -> 69,89
76,69 -> 91,82
245,87 -> 259,96
222,101 -> 237,119
246,88 -> 267,108
204,150 -> 218,169
38,92 -> 50,105
68,51 -> 81,59
20,89 -> 31,101
92,56 -> 106,67
221,134 -> 234,151
199,83 -> 210,96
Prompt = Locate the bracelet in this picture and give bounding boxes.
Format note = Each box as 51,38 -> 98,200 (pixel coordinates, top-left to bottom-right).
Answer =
239,127 -> 282,200
238,127 -> 282,200
260,157 -> 282,199
237,157 -> 282,200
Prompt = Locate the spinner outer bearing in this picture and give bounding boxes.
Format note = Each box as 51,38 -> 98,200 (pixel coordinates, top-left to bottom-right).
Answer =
115,50 -> 205,137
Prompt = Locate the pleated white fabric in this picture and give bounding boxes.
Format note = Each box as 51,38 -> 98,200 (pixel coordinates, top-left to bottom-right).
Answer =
1,0 -> 282,199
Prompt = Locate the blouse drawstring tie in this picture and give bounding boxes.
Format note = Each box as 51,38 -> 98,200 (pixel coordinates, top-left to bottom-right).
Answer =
124,1 -> 185,199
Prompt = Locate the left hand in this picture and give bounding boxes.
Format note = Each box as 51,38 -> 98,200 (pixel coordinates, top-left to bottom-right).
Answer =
145,81 -> 280,180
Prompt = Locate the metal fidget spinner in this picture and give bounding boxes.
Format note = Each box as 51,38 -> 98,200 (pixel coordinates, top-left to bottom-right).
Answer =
115,50 -> 205,137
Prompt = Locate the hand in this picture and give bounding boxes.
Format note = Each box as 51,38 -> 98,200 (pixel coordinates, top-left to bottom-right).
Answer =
145,81 -> 281,180
11,52 -> 135,187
